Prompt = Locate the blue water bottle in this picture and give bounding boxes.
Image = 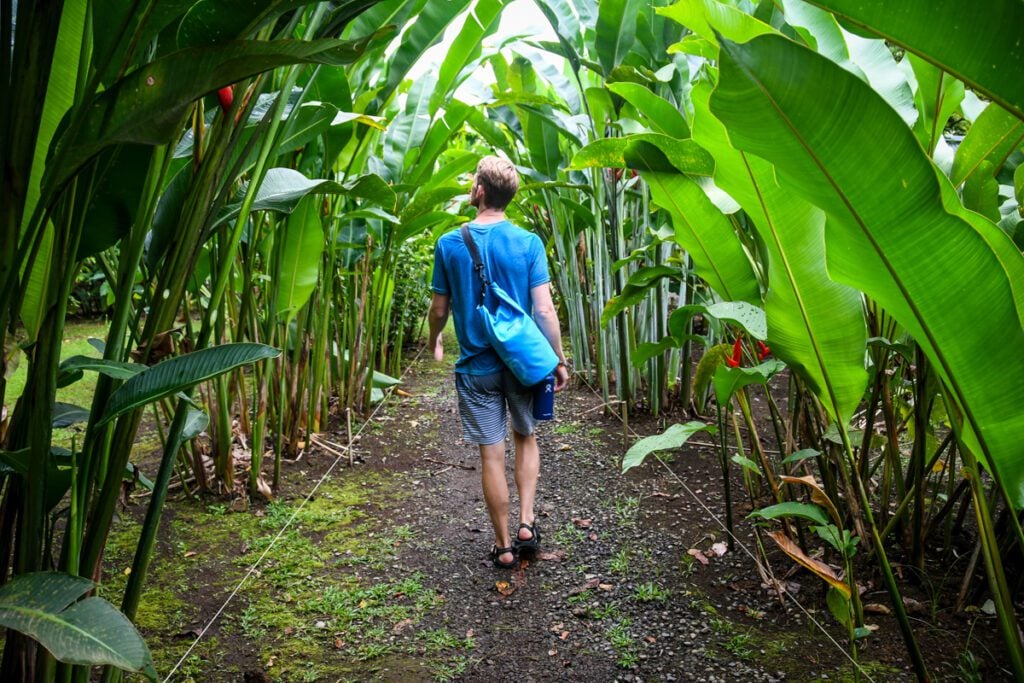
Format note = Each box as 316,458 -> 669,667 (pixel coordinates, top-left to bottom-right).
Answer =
533,373 -> 555,420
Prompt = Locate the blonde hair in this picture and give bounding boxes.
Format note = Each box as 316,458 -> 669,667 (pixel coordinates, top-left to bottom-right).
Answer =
474,156 -> 519,210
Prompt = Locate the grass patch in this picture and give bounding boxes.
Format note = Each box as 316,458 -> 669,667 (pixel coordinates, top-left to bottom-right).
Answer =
607,619 -> 639,668
609,547 -> 630,574
552,421 -> 580,435
633,581 -> 669,603
614,496 -> 640,526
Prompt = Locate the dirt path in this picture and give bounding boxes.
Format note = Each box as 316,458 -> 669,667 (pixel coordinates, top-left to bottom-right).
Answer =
113,349 -> 990,682
353,355 -> 867,683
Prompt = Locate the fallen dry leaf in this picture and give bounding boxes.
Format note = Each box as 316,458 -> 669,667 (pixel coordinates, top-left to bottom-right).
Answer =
558,444 -> 572,451
560,631 -> 570,641
334,638 -> 344,649
568,578 -> 600,596
495,581 -> 517,597
651,492 -> 672,498
687,548 -> 709,566
644,636 -> 657,644
184,551 -> 197,558
572,518 -> 592,529
588,532 -> 599,542
864,603 -> 891,615
548,649 -> 558,657
537,549 -> 566,562
710,542 -> 728,557
765,530 -> 850,598
392,618 -> 414,634
466,629 -> 474,639
549,623 -> 564,633
598,583 -> 613,591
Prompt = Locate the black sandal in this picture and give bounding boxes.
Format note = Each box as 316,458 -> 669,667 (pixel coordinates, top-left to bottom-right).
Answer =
490,545 -> 517,569
512,522 -> 541,554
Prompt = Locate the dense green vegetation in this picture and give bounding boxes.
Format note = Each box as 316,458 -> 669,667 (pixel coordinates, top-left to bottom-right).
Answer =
1,0 -> 1022,680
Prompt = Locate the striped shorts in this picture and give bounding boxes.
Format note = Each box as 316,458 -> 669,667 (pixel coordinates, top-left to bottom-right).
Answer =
455,370 -> 536,446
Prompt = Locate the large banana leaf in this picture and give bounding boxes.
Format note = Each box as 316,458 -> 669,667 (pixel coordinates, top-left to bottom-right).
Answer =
98,343 -> 280,425
45,35 -> 384,195
951,103 -> 1024,188
383,74 -> 434,180
0,572 -> 156,680
779,0 -> 916,127
216,168 -> 393,226
690,80 -> 868,423
807,0 -> 1024,121
711,34 -> 1024,506
276,195 -> 324,321
606,82 -> 690,139
595,0 -> 643,75
622,139 -> 761,305
379,0 -> 471,105
430,0 -> 509,114
19,0 -> 86,237
176,0 -> 368,48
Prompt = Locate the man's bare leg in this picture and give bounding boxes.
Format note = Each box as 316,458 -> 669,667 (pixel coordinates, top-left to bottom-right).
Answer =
513,430 -> 539,542
480,441 -> 513,564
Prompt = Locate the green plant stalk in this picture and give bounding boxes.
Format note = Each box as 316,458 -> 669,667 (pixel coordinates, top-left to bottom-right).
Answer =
716,401 -> 735,550
79,108 -> 235,583
961,447 -> 1024,681
837,426 -> 928,681
735,389 -> 781,502
120,402 -> 190,621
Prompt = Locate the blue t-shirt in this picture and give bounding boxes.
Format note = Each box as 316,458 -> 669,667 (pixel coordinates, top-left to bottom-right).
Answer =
431,220 -> 550,375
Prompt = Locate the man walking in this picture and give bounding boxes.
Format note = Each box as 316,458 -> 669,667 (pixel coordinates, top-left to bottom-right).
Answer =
427,156 -> 569,569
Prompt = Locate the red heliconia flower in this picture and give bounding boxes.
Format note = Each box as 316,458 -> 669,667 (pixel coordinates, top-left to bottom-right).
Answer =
757,340 -> 771,361
726,337 -> 743,368
217,86 -> 234,113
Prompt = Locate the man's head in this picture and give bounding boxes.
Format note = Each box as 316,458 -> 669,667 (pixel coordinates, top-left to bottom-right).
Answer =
470,156 -> 519,211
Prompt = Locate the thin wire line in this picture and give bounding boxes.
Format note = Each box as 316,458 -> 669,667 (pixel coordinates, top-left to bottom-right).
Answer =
164,344 -> 426,682
574,373 -> 873,681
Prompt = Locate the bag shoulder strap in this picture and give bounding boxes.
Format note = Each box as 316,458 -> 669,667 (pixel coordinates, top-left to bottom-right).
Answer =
460,224 -> 488,306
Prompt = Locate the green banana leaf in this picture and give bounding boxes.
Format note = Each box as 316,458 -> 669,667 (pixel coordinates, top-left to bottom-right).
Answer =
45,34 -> 384,196
711,34 -> 1024,506
379,0 -> 471,105
951,103 -> 1024,188
276,195 -> 325,321
622,421 -> 714,474
430,0 -> 509,114
595,0 -> 643,75
0,572 -> 156,680
606,82 -> 690,139
98,343 -> 280,426
383,74 -> 435,180
216,168 -> 394,227
570,134 -> 714,176
689,79 -> 868,423
623,140 -> 761,304
713,359 -> 786,408
806,0 -> 1024,121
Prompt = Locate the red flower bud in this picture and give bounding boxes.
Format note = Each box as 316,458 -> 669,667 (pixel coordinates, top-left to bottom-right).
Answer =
727,337 -> 743,368
756,340 -> 771,360
217,86 -> 234,113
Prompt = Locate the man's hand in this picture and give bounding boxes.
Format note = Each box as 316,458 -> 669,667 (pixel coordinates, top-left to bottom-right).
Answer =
554,363 -> 569,392
431,333 -> 444,361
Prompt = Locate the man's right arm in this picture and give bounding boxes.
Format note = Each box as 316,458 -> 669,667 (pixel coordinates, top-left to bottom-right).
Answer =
531,283 -> 569,391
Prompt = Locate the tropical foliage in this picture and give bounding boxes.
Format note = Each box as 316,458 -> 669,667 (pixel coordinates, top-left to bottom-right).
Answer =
1,0 -> 1022,680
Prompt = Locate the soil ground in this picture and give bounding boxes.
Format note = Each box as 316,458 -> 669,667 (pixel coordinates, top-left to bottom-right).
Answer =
104,344 -> 1015,682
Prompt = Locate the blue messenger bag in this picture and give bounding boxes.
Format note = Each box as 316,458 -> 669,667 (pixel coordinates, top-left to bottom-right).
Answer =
460,225 -> 558,387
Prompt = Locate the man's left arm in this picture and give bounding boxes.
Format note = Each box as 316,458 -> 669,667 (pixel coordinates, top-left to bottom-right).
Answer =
427,293 -> 450,361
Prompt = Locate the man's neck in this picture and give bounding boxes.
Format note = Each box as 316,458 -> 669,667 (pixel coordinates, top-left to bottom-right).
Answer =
473,207 -> 506,225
